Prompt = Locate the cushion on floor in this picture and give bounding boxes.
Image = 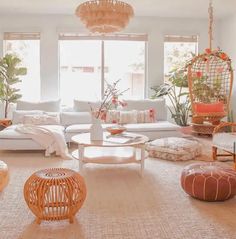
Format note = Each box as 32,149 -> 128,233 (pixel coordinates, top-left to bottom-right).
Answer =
146,137 -> 201,161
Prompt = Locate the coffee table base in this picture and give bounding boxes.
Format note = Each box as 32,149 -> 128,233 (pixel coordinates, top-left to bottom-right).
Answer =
72,146 -> 148,176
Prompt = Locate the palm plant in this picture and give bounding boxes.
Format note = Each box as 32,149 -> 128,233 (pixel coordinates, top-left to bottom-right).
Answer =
0,54 -> 27,118
151,66 -> 191,126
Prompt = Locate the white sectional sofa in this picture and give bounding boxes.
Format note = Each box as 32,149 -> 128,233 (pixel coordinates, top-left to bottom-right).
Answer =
0,98 -> 181,152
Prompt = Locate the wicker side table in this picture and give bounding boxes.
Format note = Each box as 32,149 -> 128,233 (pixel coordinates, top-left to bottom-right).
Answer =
24,168 -> 87,224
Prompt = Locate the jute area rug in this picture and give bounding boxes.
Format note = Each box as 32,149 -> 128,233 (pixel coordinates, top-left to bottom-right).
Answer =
0,140 -> 236,239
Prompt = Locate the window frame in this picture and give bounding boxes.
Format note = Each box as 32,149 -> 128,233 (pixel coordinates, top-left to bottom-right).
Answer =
163,34 -> 199,79
3,32 -> 41,101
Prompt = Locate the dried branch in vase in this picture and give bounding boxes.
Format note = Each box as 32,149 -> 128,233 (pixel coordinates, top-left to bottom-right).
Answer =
89,79 -> 129,120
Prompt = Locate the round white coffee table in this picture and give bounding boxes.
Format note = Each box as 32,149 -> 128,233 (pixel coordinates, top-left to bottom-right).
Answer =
71,132 -> 149,176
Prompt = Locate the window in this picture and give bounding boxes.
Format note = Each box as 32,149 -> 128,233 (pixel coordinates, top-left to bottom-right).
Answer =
3,32 -> 41,101
59,34 -> 147,106
164,35 -> 198,82
59,39 -> 102,105
104,40 -> 145,99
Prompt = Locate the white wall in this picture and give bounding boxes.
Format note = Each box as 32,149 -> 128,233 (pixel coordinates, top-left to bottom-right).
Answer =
0,14 -> 220,115
220,15 -> 236,119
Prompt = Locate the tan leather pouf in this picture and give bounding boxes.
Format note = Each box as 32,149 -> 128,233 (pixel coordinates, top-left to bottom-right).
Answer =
181,163 -> 236,201
0,161 -> 9,191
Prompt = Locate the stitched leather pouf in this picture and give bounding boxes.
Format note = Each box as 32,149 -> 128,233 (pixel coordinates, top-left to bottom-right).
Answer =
181,163 -> 236,201
0,160 -> 9,191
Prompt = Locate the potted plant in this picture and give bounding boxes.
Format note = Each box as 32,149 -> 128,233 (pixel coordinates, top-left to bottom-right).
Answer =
0,54 -> 27,119
151,66 -> 192,133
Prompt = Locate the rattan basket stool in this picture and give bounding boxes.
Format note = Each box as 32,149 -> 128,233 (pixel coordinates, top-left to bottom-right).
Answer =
24,168 -> 87,224
0,160 -> 9,191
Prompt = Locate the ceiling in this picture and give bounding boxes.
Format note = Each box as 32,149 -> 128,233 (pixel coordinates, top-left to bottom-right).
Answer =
0,0 -> 235,19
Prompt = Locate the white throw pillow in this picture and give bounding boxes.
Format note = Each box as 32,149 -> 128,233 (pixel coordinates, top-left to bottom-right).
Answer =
23,114 -> 60,125
122,99 -> 166,121
16,99 -> 61,112
12,110 -> 43,124
119,110 -> 138,124
60,112 -> 92,126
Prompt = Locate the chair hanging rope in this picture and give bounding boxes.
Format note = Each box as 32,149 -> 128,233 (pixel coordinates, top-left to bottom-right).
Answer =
208,0 -> 213,50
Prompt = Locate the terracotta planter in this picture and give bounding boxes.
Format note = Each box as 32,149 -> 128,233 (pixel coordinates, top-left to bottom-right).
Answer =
179,125 -> 192,135
0,119 -> 12,131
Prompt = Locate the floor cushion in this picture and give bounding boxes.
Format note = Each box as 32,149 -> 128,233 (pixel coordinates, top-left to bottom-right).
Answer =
146,137 -> 201,161
181,163 -> 236,201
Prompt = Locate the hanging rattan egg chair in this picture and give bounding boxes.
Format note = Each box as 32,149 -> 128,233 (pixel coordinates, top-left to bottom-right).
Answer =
188,50 -> 233,125
187,0 -> 234,126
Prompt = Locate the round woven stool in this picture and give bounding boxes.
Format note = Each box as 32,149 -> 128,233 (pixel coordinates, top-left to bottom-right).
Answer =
24,168 -> 87,224
0,161 -> 9,191
181,163 -> 236,201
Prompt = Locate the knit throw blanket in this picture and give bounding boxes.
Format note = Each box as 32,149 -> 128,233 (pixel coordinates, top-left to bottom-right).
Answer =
15,124 -> 72,160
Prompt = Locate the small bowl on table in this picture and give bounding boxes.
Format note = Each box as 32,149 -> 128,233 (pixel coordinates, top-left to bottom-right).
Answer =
106,126 -> 127,135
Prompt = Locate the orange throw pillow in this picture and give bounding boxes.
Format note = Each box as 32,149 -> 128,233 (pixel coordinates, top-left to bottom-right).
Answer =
194,102 -> 224,113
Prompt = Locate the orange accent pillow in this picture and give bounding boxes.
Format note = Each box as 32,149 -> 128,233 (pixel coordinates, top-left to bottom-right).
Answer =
194,102 -> 224,113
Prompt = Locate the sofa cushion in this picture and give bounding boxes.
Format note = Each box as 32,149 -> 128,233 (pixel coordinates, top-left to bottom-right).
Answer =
194,102 -> 224,113
124,121 -> 179,132
213,132 -> 236,152
73,100 -> 101,112
16,99 -> 61,112
0,125 -> 32,139
65,124 -> 114,133
122,99 -> 167,121
60,112 -> 92,126
65,121 -> 178,134
0,125 -> 65,139
65,124 -> 91,133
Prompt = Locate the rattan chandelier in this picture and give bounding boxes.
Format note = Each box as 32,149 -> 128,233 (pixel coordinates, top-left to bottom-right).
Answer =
75,0 -> 134,33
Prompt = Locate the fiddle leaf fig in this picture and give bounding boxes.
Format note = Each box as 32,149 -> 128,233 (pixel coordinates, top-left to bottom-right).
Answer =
0,54 -> 27,118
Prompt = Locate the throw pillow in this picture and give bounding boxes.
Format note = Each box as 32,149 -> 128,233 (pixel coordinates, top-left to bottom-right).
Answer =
12,110 -> 43,124
194,102 -> 224,113
105,110 -> 120,124
137,109 -> 156,123
23,114 -> 60,125
16,99 -> 61,112
119,110 -> 138,124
